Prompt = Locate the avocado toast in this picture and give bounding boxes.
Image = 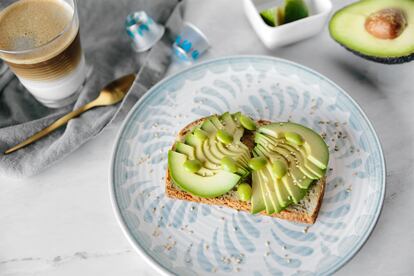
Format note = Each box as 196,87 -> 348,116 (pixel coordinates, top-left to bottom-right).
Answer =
166,112 -> 328,224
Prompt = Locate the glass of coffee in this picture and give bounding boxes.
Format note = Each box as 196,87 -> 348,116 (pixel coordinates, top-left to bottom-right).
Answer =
0,0 -> 87,108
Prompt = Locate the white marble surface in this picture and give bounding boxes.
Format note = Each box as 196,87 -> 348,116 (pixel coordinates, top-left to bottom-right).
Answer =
1,0 -> 414,275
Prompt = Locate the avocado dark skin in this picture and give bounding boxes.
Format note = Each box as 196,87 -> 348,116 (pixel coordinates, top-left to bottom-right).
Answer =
342,45 -> 414,64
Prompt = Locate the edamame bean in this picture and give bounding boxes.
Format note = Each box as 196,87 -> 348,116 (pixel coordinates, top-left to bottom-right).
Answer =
233,112 -> 241,121
285,132 -> 304,145
248,157 -> 267,171
237,183 -> 252,201
239,114 -> 256,130
184,159 -> 202,173
272,159 -> 287,178
220,156 -> 238,173
216,130 -> 233,145
194,128 -> 208,141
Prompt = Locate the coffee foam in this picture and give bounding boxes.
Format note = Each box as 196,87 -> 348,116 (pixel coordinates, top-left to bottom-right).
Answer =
0,0 -> 72,51
0,0 -> 79,66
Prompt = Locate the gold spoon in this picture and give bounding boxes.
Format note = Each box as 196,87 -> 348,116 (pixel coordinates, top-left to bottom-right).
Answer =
4,74 -> 136,155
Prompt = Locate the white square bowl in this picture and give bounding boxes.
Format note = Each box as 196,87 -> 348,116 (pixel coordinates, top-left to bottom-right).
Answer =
244,0 -> 332,48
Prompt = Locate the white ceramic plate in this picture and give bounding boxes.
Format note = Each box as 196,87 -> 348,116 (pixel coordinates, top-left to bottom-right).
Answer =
110,56 -> 385,275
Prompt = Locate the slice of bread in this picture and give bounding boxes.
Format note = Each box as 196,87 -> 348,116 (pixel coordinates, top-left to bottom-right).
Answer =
165,117 -> 326,224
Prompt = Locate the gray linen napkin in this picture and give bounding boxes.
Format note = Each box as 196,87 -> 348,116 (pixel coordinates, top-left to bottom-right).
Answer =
0,0 -> 183,178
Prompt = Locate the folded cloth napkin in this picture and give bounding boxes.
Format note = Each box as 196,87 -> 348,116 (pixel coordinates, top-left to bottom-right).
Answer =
0,0 -> 184,178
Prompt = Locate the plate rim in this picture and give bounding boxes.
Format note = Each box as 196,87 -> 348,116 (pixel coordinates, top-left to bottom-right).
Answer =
109,55 -> 386,276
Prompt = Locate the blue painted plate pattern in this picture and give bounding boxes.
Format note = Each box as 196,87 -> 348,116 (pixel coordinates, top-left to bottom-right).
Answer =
110,56 -> 385,275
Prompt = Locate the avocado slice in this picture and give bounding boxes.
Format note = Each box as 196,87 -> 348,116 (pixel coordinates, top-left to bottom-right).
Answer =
210,135 -> 249,166
209,115 -> 225,130
283,0 -> 309,24
175,142 -> 215,177
252,151 -> 306,205
265,163 -> 292,208
185,134 -> 220,170
251,171 -> 266,214
279,142 -> 326,178
256,170 -> 277,214
175,142 -> 195,159
255,142 -> 316,187
202,139 -> 222,164
262,165 -> 284,213
255,132 -> 324,180
260,138 -> 320,179
259,122 -> 329,170
260,7 -> 284,27
281,173 -> 307,204
221,112 -> 238,134
329,0 -> 414,64
254,139 -> 312,204
168,151 -> 240,198
201,119 -> 217,134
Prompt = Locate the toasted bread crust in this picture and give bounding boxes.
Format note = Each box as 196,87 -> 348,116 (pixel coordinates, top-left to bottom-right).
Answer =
166,116 -> 326,224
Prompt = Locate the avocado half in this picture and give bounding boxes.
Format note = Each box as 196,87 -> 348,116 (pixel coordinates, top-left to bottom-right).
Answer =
329,0 -> 414,64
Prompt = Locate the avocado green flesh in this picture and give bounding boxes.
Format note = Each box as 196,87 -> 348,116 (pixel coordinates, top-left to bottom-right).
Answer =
185,134 -> 219,170
221,112 -> 238,134
251,122 -> 328,212
201,120 -> 217,134
273,145 -> 319,180
202,139 -> 222,164
168,151 -> 240,198
256,170 -> 279,214
213,138 -> 249,166
266,163 -> 292,208
253,145 -> 308,207
260,7 -> 279,27
262,165 -> 284,212
284,0 -> 309,24
282,174 -> 307,204
175,142 -> 195,159
259,122 -> 329,170
251,172 -> 266,214
210,116 -> 225,130
255,141 -> 317,188
279,143 -> 326,178
329,0 -> 414,61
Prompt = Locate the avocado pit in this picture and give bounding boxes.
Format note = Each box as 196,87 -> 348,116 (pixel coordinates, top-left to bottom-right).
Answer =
365,8 -> 407,39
